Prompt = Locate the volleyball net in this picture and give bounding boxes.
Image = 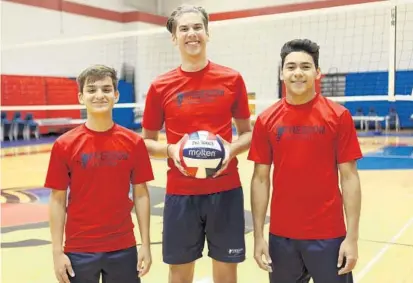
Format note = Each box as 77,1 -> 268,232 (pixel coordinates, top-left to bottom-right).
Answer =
1,0 -> 413,140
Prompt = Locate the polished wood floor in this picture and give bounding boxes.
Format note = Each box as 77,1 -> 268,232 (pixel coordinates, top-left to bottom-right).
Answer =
1,135 -> 413,283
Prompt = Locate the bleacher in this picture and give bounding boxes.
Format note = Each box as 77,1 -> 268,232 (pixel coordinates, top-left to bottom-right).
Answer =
1,74 -> 139,142
321,70 -> 413,132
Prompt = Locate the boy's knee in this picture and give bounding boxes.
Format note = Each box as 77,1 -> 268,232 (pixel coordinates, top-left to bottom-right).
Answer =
169,262 -> 195,283
212,260 -> 238,283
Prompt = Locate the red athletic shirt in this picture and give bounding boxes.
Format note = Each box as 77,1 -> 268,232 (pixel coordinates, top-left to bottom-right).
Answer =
142,61 -> 251,195
248,93 -> 363,239
44,123 -> 154,253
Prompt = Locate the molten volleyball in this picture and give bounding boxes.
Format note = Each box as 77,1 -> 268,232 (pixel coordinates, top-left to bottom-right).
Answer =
179,131 -> 226,179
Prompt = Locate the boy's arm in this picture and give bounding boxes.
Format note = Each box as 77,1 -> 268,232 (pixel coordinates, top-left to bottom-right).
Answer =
44,141 -> 70,254
247,115 -> 273,237
141,83 -> 168,158
337,160 -> 361,275
45,141 -> 75,281
250,163 -> 273,272
143,128 -> 187,175
251,163 -> 271,238
131,138 -> 154,246
338,161 -> 361,242
49,189 -> 68,254
132,183 -> 151,247
335,110 -> 363,275
336,110 -> 363,242
131,138 -> 155,277
214,74 -> 252,176
229,73 -> 253,157
230,118 -> 252,158
142,129 -> 169,158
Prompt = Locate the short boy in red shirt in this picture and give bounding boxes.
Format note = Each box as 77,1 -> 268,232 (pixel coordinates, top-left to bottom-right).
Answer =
45,65 -> 154,283
142,5 -> 252,283
248,39 -> 362,283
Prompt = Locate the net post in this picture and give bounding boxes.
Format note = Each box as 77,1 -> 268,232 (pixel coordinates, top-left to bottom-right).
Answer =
277,62 -> 282,99
388,0 -> 397,102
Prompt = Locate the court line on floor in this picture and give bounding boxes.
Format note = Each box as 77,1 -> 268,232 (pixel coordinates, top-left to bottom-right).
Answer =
355,215 -> 413,282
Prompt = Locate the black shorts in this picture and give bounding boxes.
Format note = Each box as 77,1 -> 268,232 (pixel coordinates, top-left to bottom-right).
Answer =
66,246 -> 140,283
162,187 -> 246,265
268,234 -> 353,283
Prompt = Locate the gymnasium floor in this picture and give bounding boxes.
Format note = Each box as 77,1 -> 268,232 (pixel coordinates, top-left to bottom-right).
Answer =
1,132 -> 413,283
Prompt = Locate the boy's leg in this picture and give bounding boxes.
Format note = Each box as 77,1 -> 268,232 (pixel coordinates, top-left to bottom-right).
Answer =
268,234 -> 311,283
101,246 -> 140,283
204,187 -> 246,282
163,194 -> 206,283
65,252 -> 102,283
299,237 -> 353,283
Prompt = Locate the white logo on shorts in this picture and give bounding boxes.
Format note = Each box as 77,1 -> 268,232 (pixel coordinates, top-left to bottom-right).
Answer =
228,248 -> 244,255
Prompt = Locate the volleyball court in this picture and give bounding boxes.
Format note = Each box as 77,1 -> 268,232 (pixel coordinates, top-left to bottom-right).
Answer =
1,1 -> 413,283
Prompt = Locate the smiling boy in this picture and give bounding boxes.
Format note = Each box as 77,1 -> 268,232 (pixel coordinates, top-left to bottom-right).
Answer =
45,65 -> 153,283
248,39 -> 363,283
141,5 -> 252,283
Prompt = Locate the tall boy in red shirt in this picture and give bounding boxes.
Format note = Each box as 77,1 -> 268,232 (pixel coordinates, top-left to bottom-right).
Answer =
142,5 -> 252,283
248,39 -> 362,283
45,65 -> 154,283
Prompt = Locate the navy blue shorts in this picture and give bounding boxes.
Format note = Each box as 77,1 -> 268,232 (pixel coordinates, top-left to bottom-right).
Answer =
162,187 -> 246,265
66,246 -> 140,283
268,234 -> 353,283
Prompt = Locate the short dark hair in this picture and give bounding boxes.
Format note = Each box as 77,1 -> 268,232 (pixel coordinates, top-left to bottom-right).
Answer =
77,64 -> 118,93
166,5 -> 209,35
280,39 -> 320,69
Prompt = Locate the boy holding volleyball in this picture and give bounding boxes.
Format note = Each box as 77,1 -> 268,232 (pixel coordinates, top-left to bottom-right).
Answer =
248,39 -> 362,283
45,65 -> 153,283
142,5 -> 252,283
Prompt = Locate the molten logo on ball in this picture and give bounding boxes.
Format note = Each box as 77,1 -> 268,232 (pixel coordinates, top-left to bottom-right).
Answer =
179,130 -> 226,179
188,148 -> 217,158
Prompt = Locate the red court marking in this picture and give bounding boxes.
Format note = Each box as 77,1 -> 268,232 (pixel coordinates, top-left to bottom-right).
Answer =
389,142 -> 408,146
1,203 -> 49,227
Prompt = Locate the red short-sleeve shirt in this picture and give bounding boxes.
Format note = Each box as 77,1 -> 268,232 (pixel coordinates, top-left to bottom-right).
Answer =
44,124 -> 154,252
248,93 -> 363,239
142,61 -> 250,195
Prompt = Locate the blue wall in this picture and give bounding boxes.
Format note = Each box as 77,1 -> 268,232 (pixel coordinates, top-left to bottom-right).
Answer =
113,80 -> 136,129
345,70 -> 413,96
344,70 -> 413,129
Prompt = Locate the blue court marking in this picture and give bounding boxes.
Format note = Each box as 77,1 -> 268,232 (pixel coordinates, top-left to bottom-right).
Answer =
1,136 -> 58,148
357,131 -> 413,137
365,145 -> 413,157
25,188 -> 52,204
357,145 -> 413,170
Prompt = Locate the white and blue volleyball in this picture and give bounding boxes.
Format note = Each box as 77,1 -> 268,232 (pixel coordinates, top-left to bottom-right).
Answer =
179,131 -> 226,179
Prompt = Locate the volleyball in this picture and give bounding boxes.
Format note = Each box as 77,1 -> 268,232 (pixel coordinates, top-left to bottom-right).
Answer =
179,131 -> 226,179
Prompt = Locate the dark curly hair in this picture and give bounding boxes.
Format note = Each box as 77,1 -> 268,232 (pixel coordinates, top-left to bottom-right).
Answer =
280,39 -> 320,69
